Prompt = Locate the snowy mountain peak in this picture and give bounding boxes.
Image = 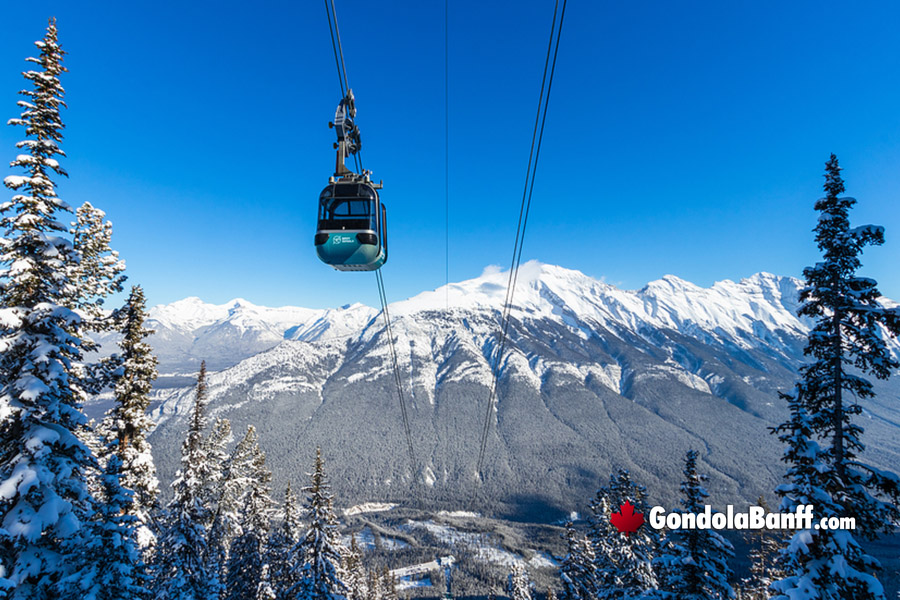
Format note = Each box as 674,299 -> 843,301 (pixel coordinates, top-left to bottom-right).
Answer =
385,263 -> 811,354
148,296 -> 229,330
642,273 -> 701,293
134,263 -> 899,522
392,261 -> 605,317
227,297 -> 254,309
141,263 -> 894,378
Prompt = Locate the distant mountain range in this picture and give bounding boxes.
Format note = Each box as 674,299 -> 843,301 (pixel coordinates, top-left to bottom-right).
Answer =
93,262 -> 900,520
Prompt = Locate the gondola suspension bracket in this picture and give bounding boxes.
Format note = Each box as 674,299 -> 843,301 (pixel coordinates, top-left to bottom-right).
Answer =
315,88 -> 387,272
330,89 -> 362,177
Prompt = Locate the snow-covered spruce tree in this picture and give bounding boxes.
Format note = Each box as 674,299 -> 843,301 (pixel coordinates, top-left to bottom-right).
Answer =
66,450 -> 150,600
506,563 -> 534,600
225,426 -> 276,600
558,522 -> 597,600
203,416 -> 232,509
67,201 -> 125,326
99,284 -> 159,550
343,535 -> 367,600
257,564 -> 278,600
772,393 -> 886,599
364,570 -> 378,600
65,201 -> 126,403
206,416 -> 239,577
588,469 -> 659,599
0,19 -> 109,598
587,494 -> 618,594
377,566 -> 398,600
154,361 -> 222,600
655,450 -> 734,600
288,447 -> 348,600
269,482 -> 304,600
739,496 -> 784,600
771,155 -> 900,600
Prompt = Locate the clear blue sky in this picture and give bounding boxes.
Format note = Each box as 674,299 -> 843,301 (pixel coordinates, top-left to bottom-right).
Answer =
2,1 -> 898,309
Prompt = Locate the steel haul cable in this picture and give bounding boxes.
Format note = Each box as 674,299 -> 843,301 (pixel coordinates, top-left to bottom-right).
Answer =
324,0 -> 421,494
476,0 -> 568,477
376,269 -> 420,487
445,0 -> 450,310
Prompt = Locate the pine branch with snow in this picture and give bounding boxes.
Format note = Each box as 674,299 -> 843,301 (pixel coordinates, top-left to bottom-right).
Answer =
257,564 -> 278,600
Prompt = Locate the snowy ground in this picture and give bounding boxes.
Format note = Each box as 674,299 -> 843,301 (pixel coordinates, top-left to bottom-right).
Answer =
339,505 -> 566,596
344,502 -> 398,517
342,526 -> 408,551
401,519 -> 558,569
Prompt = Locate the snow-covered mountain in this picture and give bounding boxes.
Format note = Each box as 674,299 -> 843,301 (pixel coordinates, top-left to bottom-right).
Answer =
143,296 -> 378,375
138,262 -> 900,519
138,263 -> 809,376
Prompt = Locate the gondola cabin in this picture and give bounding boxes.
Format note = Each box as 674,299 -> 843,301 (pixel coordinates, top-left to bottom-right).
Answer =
314,178 -> 387,271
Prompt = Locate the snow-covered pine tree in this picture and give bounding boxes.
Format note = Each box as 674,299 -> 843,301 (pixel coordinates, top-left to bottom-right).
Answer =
655,450 -> 734,600
204,416 -> 232,512
66,449 -> 150,600
377,566 -> 398,600
0,19 -> 106,598
225,426 -> 275,600
288,447 -> 348,600
66,201 -> 127,400
587,494 -> 617,595
99,285 -> 160,550
257,565 -> 278,600
739,496 -> 783,600
772,392 -> 885,599
771,155 -> 900,600
343,535 -> 367,600
364,570 -> 378,600
269,482 -> 304,600
68,201 -> 125,326
506,563 -> 534,600
196,414 -> 233,581
207,417 -> 243,578
154,361 -> 222,600
558,522 -> 597,600
588,469 -> 659,599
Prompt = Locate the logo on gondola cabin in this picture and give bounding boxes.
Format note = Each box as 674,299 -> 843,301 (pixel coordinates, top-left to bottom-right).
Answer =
334,235 -> 354,244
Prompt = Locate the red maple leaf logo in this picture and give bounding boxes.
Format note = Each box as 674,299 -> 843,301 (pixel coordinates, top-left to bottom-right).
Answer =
610,501 -> 644,536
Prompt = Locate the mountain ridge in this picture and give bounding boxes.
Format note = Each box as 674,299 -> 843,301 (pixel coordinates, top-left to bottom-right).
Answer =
143,263 -> 815,374
132,262 -> 899,519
